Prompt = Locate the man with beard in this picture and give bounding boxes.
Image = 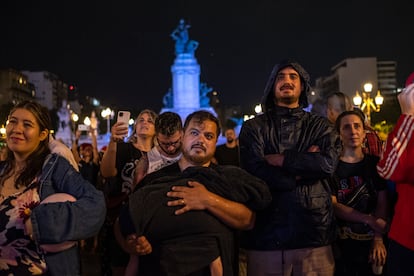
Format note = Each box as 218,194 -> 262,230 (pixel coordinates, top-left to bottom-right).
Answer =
115,110 -> 271,276
134,111 -> 183,185
239,59 -> 341,275
213,127 -> 240,166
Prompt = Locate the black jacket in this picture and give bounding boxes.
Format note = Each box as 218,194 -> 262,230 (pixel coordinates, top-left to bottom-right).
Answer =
122,163 -> 271,276
239,60 -> 341,250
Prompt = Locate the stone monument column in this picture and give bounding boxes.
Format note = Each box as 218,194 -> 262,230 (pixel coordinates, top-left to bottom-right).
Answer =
161,19 -> 216,121
171,53 -> 200,110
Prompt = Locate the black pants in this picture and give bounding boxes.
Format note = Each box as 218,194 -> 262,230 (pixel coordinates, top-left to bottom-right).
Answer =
387,239 -> 414,276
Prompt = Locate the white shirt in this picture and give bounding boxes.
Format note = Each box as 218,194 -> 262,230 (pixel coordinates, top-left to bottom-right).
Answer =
147,146 -> 181,174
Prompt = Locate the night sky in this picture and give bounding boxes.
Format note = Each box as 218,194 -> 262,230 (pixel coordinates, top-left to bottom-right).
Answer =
1,0 -> 412,114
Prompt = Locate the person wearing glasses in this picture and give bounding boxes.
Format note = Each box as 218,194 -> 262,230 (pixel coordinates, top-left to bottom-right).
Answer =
133,111 -> 183,185
144,111 -> 183,177
116,110 -> 271,276
127,111 -> 183,274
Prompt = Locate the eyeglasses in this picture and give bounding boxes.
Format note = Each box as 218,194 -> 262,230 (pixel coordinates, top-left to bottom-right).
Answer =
157,137 -> 181,148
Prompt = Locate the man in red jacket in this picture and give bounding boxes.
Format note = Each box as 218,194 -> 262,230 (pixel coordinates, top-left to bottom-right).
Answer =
377,82 -> 414,276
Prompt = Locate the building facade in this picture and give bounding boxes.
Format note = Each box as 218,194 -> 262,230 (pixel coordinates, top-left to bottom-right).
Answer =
0,68 -> 36,105
314,57 -> 398,101
22,70 -> 68,110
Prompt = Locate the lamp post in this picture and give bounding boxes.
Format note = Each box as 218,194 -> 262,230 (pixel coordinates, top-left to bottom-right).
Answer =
100,107 -> 113,136
353,82 -> 384,124
0,125 -> 6,138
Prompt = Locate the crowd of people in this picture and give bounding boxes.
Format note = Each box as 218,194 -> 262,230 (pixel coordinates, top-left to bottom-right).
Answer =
0,59 -> 413,276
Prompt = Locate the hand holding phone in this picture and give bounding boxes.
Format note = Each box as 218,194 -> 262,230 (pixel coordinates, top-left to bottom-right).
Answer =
117,111 -> 131,126
78,124 -> 89,131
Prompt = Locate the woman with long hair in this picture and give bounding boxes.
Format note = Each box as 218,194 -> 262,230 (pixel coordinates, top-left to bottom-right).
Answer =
0,100 -> 105,275
99,108 -> 157,276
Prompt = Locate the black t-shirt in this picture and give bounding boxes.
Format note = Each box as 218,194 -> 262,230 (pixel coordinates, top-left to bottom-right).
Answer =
330,154 -> 387,233
115,142 -> 145,195
214,144 -> 240,166
119,162 -> 271,276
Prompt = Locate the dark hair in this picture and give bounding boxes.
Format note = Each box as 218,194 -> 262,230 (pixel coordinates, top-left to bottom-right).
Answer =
353,107 -> 367,124
1,101 -> 51,188
327,92 -> 353,113
183,110 -> 221,138
262,59 -> 311,111
155,112 -> 183,136
335,110 -> 365,133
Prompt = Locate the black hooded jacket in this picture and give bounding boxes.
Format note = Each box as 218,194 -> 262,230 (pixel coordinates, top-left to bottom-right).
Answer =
239,60 -> 341,250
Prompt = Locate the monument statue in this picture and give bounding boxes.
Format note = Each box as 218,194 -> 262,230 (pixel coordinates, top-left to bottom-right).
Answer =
162,88 -> 173,108
55,100 -> 72,147
200,83 -> 213,107
170,19 -> 199,55
161,19 -> 217,123
57,100 -> 70,132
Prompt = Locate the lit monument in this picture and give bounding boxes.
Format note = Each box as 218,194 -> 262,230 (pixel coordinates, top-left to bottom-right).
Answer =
55,100 -> 73,147
161,19 -> 217,121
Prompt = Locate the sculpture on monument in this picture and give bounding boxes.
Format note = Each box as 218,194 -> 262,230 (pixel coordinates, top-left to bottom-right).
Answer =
170,19 -> 199,55
200,83 -> 213,108
57,100 -> 70,131
55,100 -> 73,147
161,19 -> 217,123
162,88 -> 173,108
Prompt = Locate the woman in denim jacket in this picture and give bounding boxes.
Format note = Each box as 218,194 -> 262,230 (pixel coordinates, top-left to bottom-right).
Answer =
0,101 -> 106,275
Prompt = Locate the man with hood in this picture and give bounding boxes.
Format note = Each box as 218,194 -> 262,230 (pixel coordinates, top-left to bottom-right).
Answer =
239,59 -> 341,275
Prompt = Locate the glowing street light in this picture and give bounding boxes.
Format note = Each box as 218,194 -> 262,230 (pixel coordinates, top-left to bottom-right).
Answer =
101,107 -> 114,135
71,113 -> 79,123
0,125 -> 6,137
254,104 -> 262,114
353,82 -> 384,124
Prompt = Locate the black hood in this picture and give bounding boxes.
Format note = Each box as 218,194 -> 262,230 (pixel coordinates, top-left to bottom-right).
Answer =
261,59 -> 311,112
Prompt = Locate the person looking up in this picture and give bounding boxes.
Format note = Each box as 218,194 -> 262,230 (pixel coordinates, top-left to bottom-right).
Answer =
100,108 -> 157,276
239,59 -> 341,275
126,111 -> 183,275
72,129 -> 100,187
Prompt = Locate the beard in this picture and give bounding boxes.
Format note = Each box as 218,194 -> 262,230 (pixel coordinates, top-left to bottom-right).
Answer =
276,96 -> 299,106
226,138 -> 234,143
183,148 -> 214,165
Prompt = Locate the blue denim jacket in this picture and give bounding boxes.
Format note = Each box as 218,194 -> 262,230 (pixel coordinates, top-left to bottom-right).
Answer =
31,153 -> 106,275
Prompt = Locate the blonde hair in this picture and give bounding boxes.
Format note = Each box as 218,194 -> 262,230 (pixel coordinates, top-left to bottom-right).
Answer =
127,109 -> 158,143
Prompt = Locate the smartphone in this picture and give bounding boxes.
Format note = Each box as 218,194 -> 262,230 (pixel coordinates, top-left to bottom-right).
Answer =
77,124 -> 89,131
117,111 -> 131,126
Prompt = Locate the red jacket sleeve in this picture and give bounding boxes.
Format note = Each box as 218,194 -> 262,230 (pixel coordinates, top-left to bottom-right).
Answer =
377,114 -> 414,182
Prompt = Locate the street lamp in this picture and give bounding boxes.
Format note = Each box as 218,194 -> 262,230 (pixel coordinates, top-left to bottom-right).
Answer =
0,125 -> 6,138
352,82 -> 384,124
101,107 -> 113,136
254,104 -> 262,115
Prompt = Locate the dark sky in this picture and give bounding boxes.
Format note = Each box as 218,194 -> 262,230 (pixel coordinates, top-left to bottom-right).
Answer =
1,0 -> 412,114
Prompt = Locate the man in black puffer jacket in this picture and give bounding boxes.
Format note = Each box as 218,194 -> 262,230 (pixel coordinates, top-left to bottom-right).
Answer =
239,59 -> 341,275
